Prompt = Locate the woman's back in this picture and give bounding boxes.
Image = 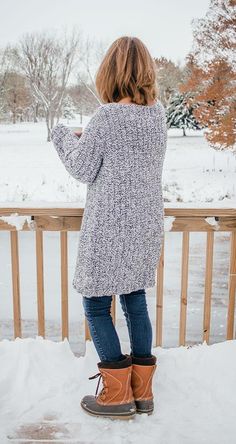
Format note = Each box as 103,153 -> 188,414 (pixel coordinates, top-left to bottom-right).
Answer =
90,100 -> 167,231
99,101 -> 166,186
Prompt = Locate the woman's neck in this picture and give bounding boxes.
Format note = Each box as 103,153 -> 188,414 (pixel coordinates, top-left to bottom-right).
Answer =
117,97 -> 156,106
118,97 -> 133,104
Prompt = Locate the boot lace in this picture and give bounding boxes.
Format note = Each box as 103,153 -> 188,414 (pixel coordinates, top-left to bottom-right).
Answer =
89,372 -> 106,399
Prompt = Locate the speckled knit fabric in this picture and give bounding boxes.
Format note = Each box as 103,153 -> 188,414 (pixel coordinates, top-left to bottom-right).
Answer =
51,100 -> 167,297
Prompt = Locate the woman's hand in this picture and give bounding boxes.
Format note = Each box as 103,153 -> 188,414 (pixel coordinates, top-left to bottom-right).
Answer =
74,131 -> 82,138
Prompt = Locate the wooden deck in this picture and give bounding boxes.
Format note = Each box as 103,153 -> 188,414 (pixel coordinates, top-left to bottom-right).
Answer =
7,422 -> 91,443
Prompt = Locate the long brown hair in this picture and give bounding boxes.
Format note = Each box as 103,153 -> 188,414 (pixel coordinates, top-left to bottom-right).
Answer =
95,36 -> 158,106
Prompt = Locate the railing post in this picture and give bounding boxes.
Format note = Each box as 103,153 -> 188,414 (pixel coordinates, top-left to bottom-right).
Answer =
10,231 -> 22,338
85,318 -> 91,341
226,232 -> 236,340
179,231 -> 190,346
84,294 -> 116,342
60,231 -> 69,340
111,294 -> 116,325
203,232 -> 214,343
35,230 -> 45,338
156,240 -> 164,347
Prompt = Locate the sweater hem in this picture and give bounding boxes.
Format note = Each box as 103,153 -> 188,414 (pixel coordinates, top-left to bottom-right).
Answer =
72,278 -> 156,297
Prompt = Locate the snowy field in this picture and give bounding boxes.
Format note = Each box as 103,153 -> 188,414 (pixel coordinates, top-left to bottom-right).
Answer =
0,118 -> 235,204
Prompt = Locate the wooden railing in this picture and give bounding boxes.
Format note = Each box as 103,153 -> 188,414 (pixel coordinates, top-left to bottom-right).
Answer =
0,207 -> 235,347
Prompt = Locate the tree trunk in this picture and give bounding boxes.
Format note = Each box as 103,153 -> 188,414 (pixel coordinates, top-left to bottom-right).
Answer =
46,112 -> 51,142
50,112 -> 54,132
183,127 -> 186,136
46,110 -> 55,142
33,103 -> 39,123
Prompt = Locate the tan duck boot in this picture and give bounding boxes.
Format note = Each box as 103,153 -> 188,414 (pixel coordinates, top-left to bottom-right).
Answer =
81,354 -> 136,419
131,354 -> 157,414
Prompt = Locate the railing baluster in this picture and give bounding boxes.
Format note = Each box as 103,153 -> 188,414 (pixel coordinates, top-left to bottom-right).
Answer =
60,231 -> 69,340
203,232 -> 214,343
35,230 -> 45,337
226,232 -> 236,340
156,240 -> 165,347
85,318 -> 91,341
84,294 -> 116,341
179,231 -> 190,346
10,231 -> 22,338
111,294 -> 116,325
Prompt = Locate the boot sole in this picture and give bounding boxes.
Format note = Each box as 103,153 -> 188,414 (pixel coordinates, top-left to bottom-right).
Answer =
81,400 -> 136,420
135,399 -> 154,415
136,409 -> 153,415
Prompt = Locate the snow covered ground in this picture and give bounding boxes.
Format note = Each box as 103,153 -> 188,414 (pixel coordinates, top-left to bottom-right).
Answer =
0,336 -> 236,443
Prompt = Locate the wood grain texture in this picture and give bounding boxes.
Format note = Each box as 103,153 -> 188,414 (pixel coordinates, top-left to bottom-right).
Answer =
227,232 -> 236,340
36,230 -> 45,337
179,232 -> 190,346
156,240 -> 164,347
60,231 -> 69,340
203,232 -> 214,343
10,231 -> 22,338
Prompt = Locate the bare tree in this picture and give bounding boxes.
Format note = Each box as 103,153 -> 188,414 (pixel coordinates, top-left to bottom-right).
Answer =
77,36 -> 108,105
68,81 -> 100,123
14,30 -> 81,141
4,72 -> 32,123
0,46 -> 14,118
154,57 -> 184,107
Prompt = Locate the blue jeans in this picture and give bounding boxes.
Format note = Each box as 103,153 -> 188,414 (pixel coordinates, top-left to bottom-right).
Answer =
82,288 -> 153,362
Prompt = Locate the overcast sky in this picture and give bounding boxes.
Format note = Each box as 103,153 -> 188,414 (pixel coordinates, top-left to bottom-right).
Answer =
1,0 -> 210,65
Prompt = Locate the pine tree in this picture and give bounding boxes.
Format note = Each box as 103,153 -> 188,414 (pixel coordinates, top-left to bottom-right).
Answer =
166,92 -> 202,136
62,95 -> 76,123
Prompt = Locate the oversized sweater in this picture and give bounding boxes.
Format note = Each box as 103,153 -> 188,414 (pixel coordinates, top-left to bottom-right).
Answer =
51,100 -> 167,297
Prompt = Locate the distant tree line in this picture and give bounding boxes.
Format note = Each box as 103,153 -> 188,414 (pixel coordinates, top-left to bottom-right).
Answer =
0,0 -> 235,149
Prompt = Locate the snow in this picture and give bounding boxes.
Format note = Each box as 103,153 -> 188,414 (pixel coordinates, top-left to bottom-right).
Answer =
0,120 -> 235,205
0,213 -> 32,230
164,216 -> 175,231
0,336 -> 236,443
205,216 -> 220,230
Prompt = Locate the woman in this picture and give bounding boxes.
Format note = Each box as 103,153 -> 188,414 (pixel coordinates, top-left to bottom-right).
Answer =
51,36 -> 167,420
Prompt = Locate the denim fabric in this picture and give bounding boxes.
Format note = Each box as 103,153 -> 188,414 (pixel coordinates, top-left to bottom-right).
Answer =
82,288 -> 153,362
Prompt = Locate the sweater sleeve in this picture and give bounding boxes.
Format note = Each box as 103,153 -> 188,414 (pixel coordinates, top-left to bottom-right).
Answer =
51,106 -> 105,184
158,101 -> 167,154
155,101 -> 167,179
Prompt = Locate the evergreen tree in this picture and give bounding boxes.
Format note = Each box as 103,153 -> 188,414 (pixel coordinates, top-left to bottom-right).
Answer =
62,95 -> 76,123
166,92 -> 202,136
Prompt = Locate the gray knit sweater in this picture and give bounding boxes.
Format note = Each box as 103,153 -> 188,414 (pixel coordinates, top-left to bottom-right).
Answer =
51,100 -> 167,297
